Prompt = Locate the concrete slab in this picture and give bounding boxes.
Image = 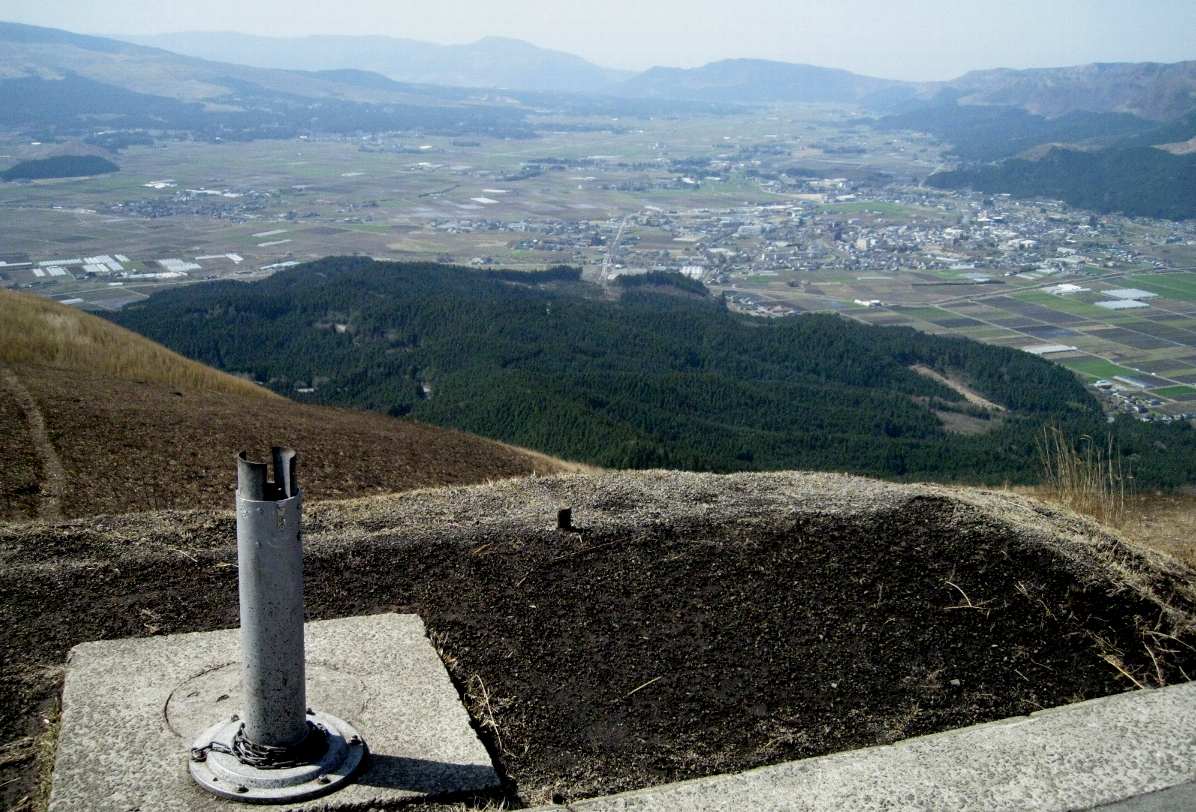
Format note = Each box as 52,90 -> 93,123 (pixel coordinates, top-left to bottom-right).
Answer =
536,682 -> 1196,811
1098,781 -> 1196,810
49,614 -> 498,811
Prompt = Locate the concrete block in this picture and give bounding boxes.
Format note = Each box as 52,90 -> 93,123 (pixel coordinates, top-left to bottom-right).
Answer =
49,614 -> 498,811
539,681 -> 1196,811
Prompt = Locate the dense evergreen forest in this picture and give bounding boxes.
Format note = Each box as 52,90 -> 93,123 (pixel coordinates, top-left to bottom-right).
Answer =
929,146 -> 1196,221
876,101 -> 1154,162
1,154 -> 119,181
877,99 -> 1196,220
114,259 -> 1196,486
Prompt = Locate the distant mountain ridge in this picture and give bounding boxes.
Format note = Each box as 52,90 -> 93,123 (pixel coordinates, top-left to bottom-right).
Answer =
947,61 -> 1196,122
5,20 -> 1194,122
0,21 -> 726,141
615,59 -> 907,104
124,30 -> 631,93
0,21 -> 548,139
614,57 -> 1196,120
0,21 -> 495,106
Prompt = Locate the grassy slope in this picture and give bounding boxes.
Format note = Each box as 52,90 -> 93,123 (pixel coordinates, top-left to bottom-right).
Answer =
0,290 -> 574,521
0,288 -> 279,400
1120,492 -> 1196,569
1020,484 -> 1196,570
2,364 -> 568,520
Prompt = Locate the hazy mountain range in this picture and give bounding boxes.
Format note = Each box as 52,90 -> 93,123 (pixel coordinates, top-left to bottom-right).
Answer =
946,62 -> 1196,122
123,27 -> 1196,120
1,20 -> 1191,122
618,59 -> 906,105
124,31 -> 632,94
2,21 -> 1194,216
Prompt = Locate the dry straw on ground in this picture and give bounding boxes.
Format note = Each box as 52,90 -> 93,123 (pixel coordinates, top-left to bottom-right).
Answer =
1036,425 -> 1131,528
0,289 -> 278,399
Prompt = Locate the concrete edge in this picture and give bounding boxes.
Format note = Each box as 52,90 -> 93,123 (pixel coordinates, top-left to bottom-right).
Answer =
529,681 -> 1196,811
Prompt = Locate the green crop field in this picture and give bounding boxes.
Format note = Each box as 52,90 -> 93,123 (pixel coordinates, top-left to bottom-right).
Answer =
889,306 -> 953,321
1060,356 -> 1146,380
1012,291 -> 1111,319
1127,273 -> 1196,302
1152,385 -> 1196,400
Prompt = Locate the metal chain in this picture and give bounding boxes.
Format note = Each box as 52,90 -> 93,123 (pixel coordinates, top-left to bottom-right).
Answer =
190,721 -> 328,770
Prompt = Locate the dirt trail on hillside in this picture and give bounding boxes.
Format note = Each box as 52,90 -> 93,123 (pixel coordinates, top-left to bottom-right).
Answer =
0,365 -> 64,520
911,364 -> 1006,412
2,471 -> 1194,808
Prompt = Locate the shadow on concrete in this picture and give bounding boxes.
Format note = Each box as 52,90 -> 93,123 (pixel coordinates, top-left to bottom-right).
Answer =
355,752 -> 499,795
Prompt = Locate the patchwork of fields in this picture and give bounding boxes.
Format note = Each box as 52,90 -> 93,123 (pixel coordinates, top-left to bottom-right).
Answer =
3,106 -> 1196,421
850,271 -> 1196,412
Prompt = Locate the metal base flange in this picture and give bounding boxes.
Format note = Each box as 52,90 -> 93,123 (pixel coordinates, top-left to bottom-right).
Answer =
189,710 -> 367,804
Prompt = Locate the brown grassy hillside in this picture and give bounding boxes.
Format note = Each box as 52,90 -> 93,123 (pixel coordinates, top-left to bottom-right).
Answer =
0,364 -> 574,521
0,291 -> 576,521
0,288 -> 277,399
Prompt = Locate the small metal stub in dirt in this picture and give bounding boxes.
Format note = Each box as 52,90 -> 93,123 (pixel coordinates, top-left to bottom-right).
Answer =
189,448 -> 368,804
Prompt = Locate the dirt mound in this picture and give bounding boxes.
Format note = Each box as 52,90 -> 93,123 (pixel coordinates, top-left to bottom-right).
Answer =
0,363 -> 572,521
1,471 -> 1194,808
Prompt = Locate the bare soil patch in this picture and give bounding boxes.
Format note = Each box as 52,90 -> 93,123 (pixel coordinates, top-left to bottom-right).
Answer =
932,408 -> 1002,436
2,472 -> 1194,809
912,364 -> 1006,412
0,378 -> 41,521
0,366 -> 65,520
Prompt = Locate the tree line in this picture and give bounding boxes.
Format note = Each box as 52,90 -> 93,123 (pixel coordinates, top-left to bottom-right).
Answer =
114,258 -> 1196,486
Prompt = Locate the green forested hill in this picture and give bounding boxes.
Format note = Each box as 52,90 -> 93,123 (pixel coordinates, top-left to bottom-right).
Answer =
1,155 -> 119,181
113,259 -> 1196,485
876,102 -> 1155,162
928,146 -> 1196,221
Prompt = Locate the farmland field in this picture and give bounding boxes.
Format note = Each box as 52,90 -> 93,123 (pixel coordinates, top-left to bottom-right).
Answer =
1128,273 -> 1196,302
1152,385 -> 1196,401
1061,357 -> 1148,380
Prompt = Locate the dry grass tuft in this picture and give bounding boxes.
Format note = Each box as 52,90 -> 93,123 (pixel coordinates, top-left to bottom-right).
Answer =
1036,425 -> 1132,528
0,289 -> 279,400
1118,493 -> 1196,569
30,703 -> 59,812
466,674 -> 508,758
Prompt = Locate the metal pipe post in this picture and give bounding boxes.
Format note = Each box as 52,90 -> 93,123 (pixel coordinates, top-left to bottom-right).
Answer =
236,447 -> 307,749
190,447 -> 366,803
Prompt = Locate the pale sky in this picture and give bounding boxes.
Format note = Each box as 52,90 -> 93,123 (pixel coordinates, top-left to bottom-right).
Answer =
1,0 -> 1193,80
